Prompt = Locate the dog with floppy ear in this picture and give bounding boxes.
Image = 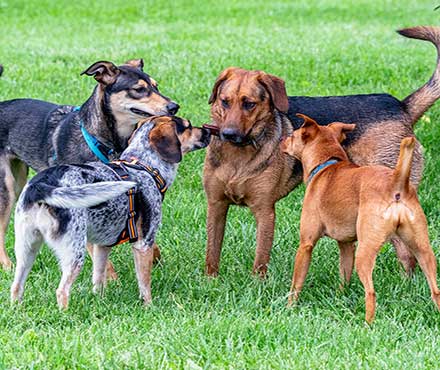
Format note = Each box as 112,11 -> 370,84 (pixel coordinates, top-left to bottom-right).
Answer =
0,58 -> 179,274
204,67 -> 298,276
281,114 -> 440,323
203,26 -> 440,278
10,116 -> 211,309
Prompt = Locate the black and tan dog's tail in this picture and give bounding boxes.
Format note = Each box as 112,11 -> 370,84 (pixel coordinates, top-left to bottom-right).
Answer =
393,137 -> 416,193
398,26 -> 440,125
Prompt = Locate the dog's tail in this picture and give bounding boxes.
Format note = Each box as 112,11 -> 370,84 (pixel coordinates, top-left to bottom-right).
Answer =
392,137 -> 416,193
398,26 -> 440,125
0,65 -> 3,77
26,181 -> 136,209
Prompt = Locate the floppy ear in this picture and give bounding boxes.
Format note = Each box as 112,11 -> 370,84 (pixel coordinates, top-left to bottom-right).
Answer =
208,67 -> 240,104
149,123 -> 182,163
257,72 -> 289,113
328,122 -> 356,142
296,113 -> 319,141
124,58 -> 144,71
81,61 -> 119,85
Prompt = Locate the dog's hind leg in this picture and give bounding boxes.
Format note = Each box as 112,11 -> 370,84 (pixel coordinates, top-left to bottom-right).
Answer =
53,243 -> 85,309
397,208 -> 440,310
92,245 -> 112,295
10,158 -> 28,197
338,241 -> 356,288
391,237 -> 417,275
11,210 -> 43,303
0,158 -> 16,270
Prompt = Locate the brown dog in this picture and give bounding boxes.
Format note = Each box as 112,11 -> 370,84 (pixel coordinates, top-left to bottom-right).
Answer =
203,26 -> 440,277
280,114 -> 440,323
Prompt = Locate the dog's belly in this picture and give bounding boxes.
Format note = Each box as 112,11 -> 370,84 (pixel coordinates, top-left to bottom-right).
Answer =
87,202 -> 128,246
323,222 -> 357,243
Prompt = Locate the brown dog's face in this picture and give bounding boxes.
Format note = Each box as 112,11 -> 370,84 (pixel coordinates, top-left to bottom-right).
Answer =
209,67 -> 289,144
147,116 -> 211,163
281,114 -> 356,160
82,59 -> 179,138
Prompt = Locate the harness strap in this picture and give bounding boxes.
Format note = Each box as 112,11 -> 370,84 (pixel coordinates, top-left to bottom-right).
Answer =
105,162 -> 139,247
104,158 -> 168,247
115,157 -> 168,199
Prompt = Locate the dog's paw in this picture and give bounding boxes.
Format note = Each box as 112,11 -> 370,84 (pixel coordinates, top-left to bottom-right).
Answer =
0,258 -> 13,272
106,262 -> 118,281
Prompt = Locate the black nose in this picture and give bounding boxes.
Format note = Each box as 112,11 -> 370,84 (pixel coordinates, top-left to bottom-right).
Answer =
220,128 -> 242,143
166,102 -> 179,115
201,127 -> 212,144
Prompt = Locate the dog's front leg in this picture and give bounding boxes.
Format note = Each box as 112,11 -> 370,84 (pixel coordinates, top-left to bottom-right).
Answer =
132,244 -> 154,305
250,204 -> 275,277
205,200 -> 230,276
92,245 -> 112,295
87,242 -> 118,281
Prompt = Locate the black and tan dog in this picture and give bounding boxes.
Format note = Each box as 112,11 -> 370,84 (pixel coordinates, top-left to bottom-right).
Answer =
281,115 -> 440,323
0,58 -> 178,270
11,116 -> 210,308
203,26 -> 440,277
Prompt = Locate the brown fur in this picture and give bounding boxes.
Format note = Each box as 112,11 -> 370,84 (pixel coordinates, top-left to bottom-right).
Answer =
281,115 -> 440,323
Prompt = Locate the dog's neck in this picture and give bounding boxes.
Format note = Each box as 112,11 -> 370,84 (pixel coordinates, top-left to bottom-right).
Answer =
120,125 -> 178,186
301,141 -> 349,182
77,86 -> 127,154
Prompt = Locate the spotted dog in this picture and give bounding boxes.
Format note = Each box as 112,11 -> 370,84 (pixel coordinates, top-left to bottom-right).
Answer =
10,116 -> 210,308
0,58 -> 178,271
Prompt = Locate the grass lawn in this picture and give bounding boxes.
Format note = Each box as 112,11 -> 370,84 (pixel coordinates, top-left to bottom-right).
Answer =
1,0 -> 440,368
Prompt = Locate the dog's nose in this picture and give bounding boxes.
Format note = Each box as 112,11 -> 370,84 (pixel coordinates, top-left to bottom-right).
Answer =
166,102 -> 180,115
201,127 -> 212,144
220,128 -> 242,143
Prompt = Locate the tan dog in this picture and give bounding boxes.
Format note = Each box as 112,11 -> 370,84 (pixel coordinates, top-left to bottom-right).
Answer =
280,114 -> 440,323
203,26 -> 440,278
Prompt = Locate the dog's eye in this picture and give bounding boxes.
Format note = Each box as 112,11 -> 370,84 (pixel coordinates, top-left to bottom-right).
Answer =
133,86 -> 148,95
221,99 -> 229,109
243,101 -> 256,110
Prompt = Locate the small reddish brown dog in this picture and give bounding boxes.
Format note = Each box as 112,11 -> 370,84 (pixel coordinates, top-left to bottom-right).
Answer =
280,114 -> 440,323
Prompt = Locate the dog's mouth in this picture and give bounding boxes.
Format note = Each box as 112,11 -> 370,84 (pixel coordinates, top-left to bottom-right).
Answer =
130,107 -> 154,117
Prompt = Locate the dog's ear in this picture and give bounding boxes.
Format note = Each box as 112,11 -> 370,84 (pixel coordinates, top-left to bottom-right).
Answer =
150,122 -> 182,163
124,58 -> 144,71
81,61 -> 120,85
257,72 -> 289,113
328,122 -> 356,142
296,113 -> 319,141
209,67 -> 240,104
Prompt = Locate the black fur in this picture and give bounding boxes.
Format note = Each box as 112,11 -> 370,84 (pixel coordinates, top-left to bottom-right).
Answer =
286,94 -> 407,145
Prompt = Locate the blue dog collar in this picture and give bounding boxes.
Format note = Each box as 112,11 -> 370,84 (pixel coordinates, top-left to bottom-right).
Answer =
307,159 -> 339,185
74,106 -> 114,164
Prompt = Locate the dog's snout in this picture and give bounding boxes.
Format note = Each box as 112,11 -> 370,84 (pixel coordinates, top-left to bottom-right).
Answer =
201,127 -> 212,144
166,102 -> 180,115
220,128 -> 243,143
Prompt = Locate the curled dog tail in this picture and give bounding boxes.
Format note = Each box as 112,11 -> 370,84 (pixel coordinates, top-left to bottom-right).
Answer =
393,137 -> 416,193
398,26 -> 440,125
25,181 -> 137,209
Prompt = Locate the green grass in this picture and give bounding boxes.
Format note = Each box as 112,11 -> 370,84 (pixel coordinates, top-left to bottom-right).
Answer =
1,0 -> 440,368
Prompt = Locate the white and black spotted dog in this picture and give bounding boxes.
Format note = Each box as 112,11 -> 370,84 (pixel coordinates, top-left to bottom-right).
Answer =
11,116 -> 210,308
